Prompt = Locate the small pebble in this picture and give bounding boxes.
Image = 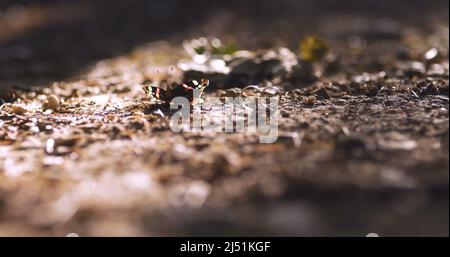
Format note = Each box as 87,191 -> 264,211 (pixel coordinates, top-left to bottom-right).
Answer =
438,108 -> 448,116
424,48 -> 439,62
45,95 -> 60,111
106,114 -> 117,122
11,104 -> 27,114
334,99 -> 348,106
302,95 -> 316,105
225,88 -> 242,97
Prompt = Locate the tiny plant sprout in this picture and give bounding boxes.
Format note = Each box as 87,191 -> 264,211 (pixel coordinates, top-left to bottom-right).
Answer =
300,36 -> 329,62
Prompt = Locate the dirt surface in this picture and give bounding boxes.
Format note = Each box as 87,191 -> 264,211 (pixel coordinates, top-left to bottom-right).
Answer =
0,0 -> 448,236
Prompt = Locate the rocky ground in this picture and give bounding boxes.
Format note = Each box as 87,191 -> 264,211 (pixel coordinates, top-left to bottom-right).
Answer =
0,0 -> 448,236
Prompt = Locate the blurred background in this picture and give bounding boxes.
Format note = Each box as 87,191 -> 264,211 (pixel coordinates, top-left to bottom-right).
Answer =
0,0 -> 448,88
